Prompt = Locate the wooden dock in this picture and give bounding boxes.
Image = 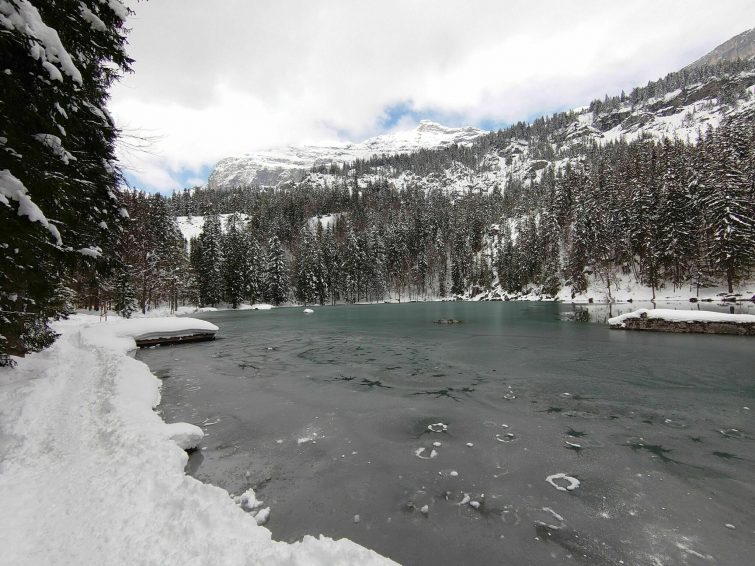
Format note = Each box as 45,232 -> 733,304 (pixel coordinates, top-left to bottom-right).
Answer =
135,330 -> 216,347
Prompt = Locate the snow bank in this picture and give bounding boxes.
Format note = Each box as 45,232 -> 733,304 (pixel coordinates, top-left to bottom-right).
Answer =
608,308 -> 755,327
0,315 -> 396,566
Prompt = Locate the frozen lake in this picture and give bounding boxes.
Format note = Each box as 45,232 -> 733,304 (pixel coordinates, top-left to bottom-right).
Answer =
141,302 -> 755,565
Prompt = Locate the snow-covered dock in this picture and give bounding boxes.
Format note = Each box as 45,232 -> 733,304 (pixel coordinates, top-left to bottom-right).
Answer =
118,317 -> 219,347
608,309 -> 755,335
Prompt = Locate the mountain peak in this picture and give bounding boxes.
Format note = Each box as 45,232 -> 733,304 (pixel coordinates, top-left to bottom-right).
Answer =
415,120 -> 481,135
417,119 -> 443,130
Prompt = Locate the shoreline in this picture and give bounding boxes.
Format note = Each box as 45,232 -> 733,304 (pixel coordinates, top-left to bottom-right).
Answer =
0,314 -> 396,566
608,308 -> 755,335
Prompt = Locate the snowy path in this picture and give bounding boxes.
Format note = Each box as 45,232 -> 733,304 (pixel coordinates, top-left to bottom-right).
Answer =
0,315 -> 395,566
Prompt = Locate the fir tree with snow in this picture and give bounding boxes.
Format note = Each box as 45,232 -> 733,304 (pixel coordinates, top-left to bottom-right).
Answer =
196,210 -> 224,306
265,235 -> 289,306
294,228 -> 321,306
0,0 -> 132,364
113,269 -> 137,319
221,213 -> 250,308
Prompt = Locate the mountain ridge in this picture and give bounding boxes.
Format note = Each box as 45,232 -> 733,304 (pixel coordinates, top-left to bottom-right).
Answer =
207,121 -> 487,190
206,28 -> 755,193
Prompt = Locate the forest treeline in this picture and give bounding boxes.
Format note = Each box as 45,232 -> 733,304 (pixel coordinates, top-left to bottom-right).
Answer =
104,114 -> 754,315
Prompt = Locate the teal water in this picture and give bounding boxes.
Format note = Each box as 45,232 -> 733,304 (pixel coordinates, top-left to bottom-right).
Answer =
143,302 -> 755,566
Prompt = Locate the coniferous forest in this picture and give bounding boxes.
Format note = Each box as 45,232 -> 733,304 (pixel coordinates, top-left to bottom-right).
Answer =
112,114 -> 755,314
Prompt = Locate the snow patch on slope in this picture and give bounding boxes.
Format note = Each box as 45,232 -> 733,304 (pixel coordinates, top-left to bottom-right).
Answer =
176,213 -> 250,242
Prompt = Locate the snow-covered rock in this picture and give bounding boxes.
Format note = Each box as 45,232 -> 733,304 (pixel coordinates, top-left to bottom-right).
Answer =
609,308 -> 755,326
608,308 -> 755,334
164,421 -> 204,450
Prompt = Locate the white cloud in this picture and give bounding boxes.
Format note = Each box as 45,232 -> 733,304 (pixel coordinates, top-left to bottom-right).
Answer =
108,0 -> 755,191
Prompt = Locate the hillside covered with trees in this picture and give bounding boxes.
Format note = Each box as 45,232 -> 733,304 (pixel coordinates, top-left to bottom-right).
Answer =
121,110 -> 754,311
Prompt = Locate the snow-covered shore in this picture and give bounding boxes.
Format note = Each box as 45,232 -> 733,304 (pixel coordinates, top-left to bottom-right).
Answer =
0,315 -> 395,566
467,272 -> 755,304
608,308 -> 755,334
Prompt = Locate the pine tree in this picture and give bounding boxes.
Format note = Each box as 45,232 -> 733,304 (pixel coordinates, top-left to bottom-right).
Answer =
222,214 -> 248,308
341,226 -> 363,303
265,235 -> 289,305
294,228 -> 320,306
113,269 -> 137,318
242,231 -> 264,305
367,226 -> 387,302
197,211 -> 224,306
657,141 -> 695,289
701,126 -> 755,292
320,227 -> 340,305
0,0 -> 132,364
385,224 -> 409,301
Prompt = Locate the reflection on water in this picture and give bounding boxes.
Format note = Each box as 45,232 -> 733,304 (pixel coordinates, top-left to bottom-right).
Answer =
142,302 -> 755,566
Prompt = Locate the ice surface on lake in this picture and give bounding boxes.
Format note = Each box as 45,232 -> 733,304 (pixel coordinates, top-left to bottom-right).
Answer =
149,302 -> 755,566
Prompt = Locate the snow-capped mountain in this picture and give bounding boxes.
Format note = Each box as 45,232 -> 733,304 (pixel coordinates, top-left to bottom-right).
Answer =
293,65 -> 755,199
208,28 -> 755,197
207,121 -> 486,190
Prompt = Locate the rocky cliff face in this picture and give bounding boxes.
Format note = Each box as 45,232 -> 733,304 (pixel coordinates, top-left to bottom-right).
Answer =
686,27 -> 755,69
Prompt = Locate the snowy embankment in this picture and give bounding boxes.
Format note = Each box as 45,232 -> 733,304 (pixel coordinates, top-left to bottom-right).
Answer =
608,309 -> 755,335
470,271 -> 755,304
0,315 -> 395,566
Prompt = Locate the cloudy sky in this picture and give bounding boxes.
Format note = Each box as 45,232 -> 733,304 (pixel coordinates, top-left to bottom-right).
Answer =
108,0 -> 755,193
